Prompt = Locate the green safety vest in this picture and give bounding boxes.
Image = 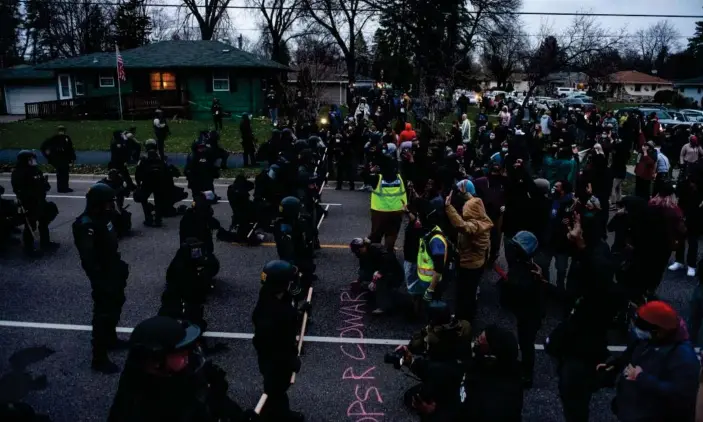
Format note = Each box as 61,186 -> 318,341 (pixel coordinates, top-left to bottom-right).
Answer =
417,227 -> 448,283
370,174 -> 407,212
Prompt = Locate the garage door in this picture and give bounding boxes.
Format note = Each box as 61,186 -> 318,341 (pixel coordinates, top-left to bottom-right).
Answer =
5,85 -> 57,115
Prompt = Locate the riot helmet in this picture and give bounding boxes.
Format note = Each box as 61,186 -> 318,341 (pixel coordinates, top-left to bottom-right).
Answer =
128,316 -> 202,375
85,183 -> 116,216
279,196 -> 301,220
16,150 -> 37,167
260,260 -> 298,293
145,139 -> 158,151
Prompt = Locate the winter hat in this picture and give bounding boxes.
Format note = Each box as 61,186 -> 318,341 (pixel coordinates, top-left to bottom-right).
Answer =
636,301 -> 679,331
456,179 -> 476,196
510,231 -> 538,257
533,178 -> 550,195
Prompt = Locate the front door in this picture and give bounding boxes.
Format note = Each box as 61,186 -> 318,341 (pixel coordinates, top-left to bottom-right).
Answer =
58,74 -> 73,100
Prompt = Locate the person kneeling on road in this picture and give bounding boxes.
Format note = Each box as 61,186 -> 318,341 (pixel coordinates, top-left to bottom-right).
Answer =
180,191 -> 221,256
108,316 -> 258,422
350,237 -> 404,315
389,303 -> 469,421
134,139 -> 169,228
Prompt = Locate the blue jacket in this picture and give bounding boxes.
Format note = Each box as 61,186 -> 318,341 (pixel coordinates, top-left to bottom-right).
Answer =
614,325 -> 700,422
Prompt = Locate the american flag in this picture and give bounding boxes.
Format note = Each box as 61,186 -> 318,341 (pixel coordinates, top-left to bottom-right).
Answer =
116,45 -> 126,81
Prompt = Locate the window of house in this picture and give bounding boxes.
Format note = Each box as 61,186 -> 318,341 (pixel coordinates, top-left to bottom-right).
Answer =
651,84 -> 657,91
75,78 -> 85,96
99,74 -> 115,88
634,84 -> 642,92
698,88 -> 702,94
150,72 -> 176,90
213,71 -> 230,91
680,87 -> 685,93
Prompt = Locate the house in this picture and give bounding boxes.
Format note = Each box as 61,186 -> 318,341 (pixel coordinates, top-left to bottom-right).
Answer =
17,40 -> 290,120
479,73 -> 530,94
0,65 -> 57,115
287,71 -> 374,106
674,76 -> 703,106
605,71 -> 672,101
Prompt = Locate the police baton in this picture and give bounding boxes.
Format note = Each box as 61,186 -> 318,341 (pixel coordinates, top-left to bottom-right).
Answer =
254,286 -> 314,415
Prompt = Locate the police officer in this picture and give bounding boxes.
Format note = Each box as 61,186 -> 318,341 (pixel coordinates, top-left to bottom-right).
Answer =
40,125 -> 75,192
108,315 -> 256,422
180,191 -> 221,255
332,132 -> 355,190
109,129 -> 138,190
185,135 -> 218,197
204,130 -> 230,170
211,98 -> 224,131
159,238 -> 220,331
72,184 -> 129,374
225,175 -> 257,241
98,169 -> 132,238
11,150 -> 58,255
240,113 -> 257,167
253,260 -> 305,422
135,139 -> 169,227
273,197 -> 315,297
153,109 -> 169,161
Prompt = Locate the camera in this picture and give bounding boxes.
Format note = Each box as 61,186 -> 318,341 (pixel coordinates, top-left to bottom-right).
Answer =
384,349 -> 406,369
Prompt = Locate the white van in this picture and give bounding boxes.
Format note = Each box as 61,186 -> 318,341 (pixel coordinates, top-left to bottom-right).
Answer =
556,87 -> 576,97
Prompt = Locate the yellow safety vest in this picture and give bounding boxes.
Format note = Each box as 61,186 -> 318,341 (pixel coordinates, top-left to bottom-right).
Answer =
417,227 -> 448,283
370,174 -> 407,212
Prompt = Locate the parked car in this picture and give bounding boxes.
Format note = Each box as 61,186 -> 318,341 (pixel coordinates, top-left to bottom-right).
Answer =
668,111 -> 700,123
639,108 -> 695,131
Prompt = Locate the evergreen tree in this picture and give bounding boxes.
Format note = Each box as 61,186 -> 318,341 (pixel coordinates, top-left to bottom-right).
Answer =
0,0 -> 22,67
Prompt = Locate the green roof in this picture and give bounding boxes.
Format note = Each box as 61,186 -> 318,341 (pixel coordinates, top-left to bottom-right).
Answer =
675,76 -> 703,86
36,40 -> 291,71
0,65 -> 54,81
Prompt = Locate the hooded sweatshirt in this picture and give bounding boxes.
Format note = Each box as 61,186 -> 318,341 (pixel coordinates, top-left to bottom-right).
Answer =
444,195 -> 494,269
399,123 -> 417,143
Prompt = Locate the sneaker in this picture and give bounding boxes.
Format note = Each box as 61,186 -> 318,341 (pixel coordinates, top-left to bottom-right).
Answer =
91,359 -> 120,374
688,266 -> 697,277
57,188 -> 74,193
668,262 -> 685,271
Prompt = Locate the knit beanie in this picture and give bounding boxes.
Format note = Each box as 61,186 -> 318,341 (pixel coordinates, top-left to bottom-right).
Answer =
636,301 -> 679,331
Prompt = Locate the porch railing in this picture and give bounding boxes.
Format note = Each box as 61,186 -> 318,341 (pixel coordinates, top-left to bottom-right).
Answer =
24,90 -> 190,120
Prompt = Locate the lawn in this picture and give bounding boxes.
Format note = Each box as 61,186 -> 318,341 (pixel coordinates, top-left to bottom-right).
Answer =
0,117 -> 274,153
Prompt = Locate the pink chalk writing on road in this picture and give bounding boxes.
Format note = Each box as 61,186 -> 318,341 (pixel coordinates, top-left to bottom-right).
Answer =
338,288 -> 385,421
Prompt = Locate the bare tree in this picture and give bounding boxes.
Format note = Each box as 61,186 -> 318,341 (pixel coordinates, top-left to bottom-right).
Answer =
301,0 -> 374,85
481,24 -> 527,88
465,0 -> 523,48
179,0 -> 232,40
149,6 -> 176,42
634,20 -> 681,71
291,34 -> 341,116
249,0 -> 308,64
520,14 -> 626,105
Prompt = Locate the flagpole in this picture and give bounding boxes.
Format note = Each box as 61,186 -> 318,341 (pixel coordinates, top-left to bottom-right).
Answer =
116,45 -> 124,120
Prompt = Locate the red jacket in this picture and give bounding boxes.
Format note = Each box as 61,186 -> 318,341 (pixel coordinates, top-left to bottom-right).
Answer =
399,123 -> 417,143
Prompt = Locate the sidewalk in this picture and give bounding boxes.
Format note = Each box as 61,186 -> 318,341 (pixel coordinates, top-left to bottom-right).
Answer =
0,149 -> 245,168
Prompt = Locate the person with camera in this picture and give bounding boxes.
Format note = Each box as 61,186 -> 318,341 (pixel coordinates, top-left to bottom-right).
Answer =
108,316 -> 257,422
12,150 -> 59,256
391,303 -> 470,421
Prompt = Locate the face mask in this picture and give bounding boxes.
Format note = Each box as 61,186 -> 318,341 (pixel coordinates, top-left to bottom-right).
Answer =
632,326 -> 652,340
501,148 -> 508,153
489,135 -> 496,140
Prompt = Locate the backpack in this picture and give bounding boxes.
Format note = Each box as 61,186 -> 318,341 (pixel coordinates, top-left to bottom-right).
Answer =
423,229 -> 459,271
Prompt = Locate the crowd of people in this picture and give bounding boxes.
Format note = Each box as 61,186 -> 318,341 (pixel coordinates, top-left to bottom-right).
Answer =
3,92 -> 703,422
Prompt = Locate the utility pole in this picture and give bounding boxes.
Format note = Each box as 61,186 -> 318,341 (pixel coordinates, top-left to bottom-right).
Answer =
238,34 -> 243,49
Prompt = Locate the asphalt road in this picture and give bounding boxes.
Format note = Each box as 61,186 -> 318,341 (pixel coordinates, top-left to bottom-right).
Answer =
0,175 -> 697,422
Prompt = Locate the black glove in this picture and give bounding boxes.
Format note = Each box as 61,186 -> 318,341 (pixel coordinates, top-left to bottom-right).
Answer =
243,409 -> 260,422
293,356 -> 302,373
297,301 -> 312,315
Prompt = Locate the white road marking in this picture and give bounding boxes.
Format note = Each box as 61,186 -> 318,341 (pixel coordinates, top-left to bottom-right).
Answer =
0,178 -> 230,188
0,320 -> 631,351
2,194 -> 342,207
